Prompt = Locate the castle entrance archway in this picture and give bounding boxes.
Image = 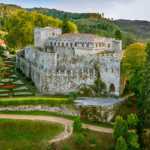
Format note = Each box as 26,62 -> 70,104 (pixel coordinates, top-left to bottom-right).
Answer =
109,84 -> 115,93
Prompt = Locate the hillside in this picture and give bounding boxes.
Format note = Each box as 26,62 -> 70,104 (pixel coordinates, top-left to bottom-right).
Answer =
1,3 -> 150,45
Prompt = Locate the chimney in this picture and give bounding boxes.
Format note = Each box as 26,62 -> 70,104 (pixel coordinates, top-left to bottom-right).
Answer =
74,31 -> 77,34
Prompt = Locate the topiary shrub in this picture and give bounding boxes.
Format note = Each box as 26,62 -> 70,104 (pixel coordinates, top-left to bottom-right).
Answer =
127,102 -> 132,107
127,132 -> 140,149
76,134 -> 85,146
73,118 -> 82,131
115,136 -> 127,150
127,113 -> 139,128
83,132 -> 87,136
90,137 -> 96,145
63,146 -> 71,150
109,145 -> 115,150
113,116 -> 128,142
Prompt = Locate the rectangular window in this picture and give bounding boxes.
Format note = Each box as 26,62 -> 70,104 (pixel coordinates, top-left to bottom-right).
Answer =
108,44 -> 110,48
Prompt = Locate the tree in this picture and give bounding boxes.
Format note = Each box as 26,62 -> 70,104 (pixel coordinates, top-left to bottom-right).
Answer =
113,116 -> 128,142
127,113 -> 139,128
76,134 -> 86,146
62,13 -> 71,34
127,132 -> 140,149
122,43 -> 146,80
114,29 -> 122,40
115,136 -> 127,150
73,118 -> 82,131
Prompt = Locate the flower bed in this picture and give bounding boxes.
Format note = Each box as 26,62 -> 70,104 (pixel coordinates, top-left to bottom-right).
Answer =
2,72 -> 10,75
1,84 -> 17,89
3,63 -> 12,66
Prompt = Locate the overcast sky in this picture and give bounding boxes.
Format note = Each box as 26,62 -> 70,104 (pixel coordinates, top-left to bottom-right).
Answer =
1,0 -> 149,21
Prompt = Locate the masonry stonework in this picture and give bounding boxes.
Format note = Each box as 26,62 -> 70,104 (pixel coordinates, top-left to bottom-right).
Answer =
16,27 -> 126,96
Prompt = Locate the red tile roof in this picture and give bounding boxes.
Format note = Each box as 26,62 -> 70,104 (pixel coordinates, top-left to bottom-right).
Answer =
0,39 -> 5,44
57,33 -> 102,39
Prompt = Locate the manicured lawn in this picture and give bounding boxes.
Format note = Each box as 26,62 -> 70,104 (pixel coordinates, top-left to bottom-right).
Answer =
0,111 -> 114,128
50,129 -> 114,150
0,97 -> 70,105
0,119 -> 64,150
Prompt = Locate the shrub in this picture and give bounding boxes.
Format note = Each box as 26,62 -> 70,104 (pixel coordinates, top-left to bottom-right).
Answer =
115,136 -> 127,150
76,134 -> 85,146
127,132 -> 140,149
10,51 -> 16,54
127,102 -> 132,107
113,116 -> 128,142
90,137 -> 96,145
109,145 -> 115,150
127,113 -> 139,128
86,127 -> 89,131
83,132 -> 87,136
63,146 -> 71,150
73,118 -> 82,131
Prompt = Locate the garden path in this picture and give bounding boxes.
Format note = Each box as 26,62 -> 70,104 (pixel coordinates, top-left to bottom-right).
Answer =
0,114 -> 113,144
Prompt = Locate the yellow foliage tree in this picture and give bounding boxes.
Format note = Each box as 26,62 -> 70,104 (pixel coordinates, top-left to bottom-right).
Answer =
122,43 -> 147,80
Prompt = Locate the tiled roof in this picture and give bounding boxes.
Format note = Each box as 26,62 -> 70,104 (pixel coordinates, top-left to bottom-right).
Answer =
0,39 -> 5,44
57,33 -> 102,39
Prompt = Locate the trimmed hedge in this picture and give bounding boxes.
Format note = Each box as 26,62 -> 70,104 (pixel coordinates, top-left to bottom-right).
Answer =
12,89 -> 35,97
0,98 -> 70,106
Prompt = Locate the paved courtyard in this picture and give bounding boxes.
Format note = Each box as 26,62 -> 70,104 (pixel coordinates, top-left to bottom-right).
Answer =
74,95 -> 133,106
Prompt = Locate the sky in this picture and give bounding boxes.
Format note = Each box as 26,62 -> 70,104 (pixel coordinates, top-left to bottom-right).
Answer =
1,0 -> 149,21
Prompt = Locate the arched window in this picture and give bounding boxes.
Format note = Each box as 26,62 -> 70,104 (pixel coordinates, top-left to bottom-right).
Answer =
106,68 -> 107,72
53,33 -> 55,36
96,44 -> 98,47
82,43 -> 84,47
75,43 -> 77,46
108,43 -> 110,48
50,42 -> 53,46
58,42 -> 60,46
54,42 -> 56,46
87,44 -> 89,47
62,42 -> 64,47
66,43 -> 68,47
99,43 -> 101,47
112,69 -> 113,73
70,43 -> 72,47
110,84 -> 115,92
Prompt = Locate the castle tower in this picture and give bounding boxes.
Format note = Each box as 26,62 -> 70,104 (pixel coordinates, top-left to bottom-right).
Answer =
34,27 -> 62,48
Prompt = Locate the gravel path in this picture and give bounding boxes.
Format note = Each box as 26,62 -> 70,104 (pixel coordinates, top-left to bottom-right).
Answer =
0,114 -> 113,143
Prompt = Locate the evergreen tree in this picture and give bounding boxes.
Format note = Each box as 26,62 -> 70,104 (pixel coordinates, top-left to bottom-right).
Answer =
114,29 -> 122,40
115,136 -> 127,150
62,13 -> 71,34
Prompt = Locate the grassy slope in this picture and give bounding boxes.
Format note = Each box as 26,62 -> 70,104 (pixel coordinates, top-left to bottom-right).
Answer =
0,111 -> 114,128
52,129 -> 114,150
0,119 -> 64,150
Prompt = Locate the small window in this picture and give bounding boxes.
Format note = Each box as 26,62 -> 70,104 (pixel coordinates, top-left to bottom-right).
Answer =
87,44 -> 89,47
50,42 -> 53,46
96,44 -> 97,47
75,43 -> 77,46
112,69 -> 113,73
71,43 -> 72,47
58,42 -> 60,46
108,43 -> 110,48
66,43 -> 68,47
106,68 -> 107,72
53,33 -> 55,36
62,42 -> 64,47
82,43 -> 84,47
99,43 -> 101,47
54,42 -> 56,46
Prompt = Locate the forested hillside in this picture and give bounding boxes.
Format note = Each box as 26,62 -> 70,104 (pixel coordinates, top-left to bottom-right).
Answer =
1,3 -> 150,48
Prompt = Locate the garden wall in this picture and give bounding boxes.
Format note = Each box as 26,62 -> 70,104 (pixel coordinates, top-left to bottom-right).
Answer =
0,99 -> 127,123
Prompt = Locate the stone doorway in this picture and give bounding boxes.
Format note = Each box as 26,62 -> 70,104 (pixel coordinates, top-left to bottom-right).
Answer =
110,84 -> 115,92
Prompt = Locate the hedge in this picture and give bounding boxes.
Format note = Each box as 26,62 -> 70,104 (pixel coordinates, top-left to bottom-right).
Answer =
12,89 -> 35,97
0,98 -> 70,106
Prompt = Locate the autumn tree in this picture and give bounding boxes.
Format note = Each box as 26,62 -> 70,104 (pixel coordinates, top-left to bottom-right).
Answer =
122,43 -> 146,80
114,29 -> 122,40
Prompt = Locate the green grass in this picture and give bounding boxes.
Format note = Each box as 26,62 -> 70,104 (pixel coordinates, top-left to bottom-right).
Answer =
0,111 -> 114,128
0,97 -> 70,106
0,119 -> 64,150
51,129 -> 114,150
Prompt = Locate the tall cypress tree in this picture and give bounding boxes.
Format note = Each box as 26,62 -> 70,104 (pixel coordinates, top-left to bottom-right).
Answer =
62,13 -> 71,34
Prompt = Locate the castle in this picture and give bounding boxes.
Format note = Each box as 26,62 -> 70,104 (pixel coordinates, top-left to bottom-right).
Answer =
16,27 -> 126,96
